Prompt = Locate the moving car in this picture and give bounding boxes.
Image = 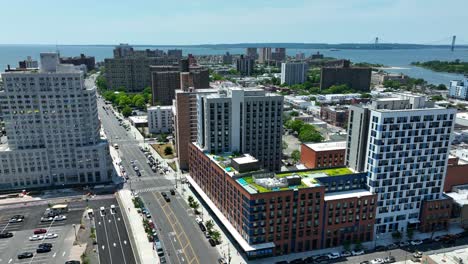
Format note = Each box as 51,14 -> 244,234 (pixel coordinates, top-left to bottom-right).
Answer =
0,232 -> 13,239
170,189 -> 175,195
17,252 -> 33,259
9,215 -> 24,223
161,192 -> 167,197
36,246 -> 51,253
29,235 -> 44,241
41,216 -> 54,222
54,215 -> 67,221
164,196 -> 170,202
45,233 -> 58,239
38,243 -> 52,249
34,228 -> 47,234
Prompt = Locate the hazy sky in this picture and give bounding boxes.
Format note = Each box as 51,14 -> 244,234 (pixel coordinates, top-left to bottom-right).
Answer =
2,0 -> 467,45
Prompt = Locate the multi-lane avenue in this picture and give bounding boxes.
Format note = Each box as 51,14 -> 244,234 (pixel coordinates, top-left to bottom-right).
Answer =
94,76 -> 220,264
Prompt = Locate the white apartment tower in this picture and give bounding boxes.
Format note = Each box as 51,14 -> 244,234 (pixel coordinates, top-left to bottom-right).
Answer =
0,52 -> 113,190
196,87 -> 283,171
281,62 -> 309,85
360,94 -> 456,234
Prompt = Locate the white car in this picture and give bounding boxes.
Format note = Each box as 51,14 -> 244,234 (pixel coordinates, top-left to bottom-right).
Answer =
327,252 -> 341,259
410,240 -> 423,246
399,241 -> 410,247
45,233 -> 58,239
371,258 -> 385,264
54,215 -> 67,221
29,235 -> 44,241
351,250 -> 365,256
340,251 -> 352,257
195,217 -> 203,224
41,216 -> 54,222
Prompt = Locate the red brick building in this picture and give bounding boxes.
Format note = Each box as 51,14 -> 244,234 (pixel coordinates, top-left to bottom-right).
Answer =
419,197 -> 452,233
320,106 -> 349,128
300,141 -> 346,169
188,142 -> 376,258
444,164 -> 468,192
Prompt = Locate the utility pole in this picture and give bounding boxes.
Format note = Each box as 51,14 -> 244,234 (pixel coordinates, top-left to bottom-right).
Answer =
451,35 -> 456,52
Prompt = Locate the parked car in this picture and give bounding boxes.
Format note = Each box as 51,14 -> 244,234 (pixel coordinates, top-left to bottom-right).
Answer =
199,223 -> 207,232
208,238 -> 216,247
161,192 -> 167,197
386,243 -> 398,250
160,256 -> 167,264
399,241 -> 410,247
360,262 -> 371,264
422,238 -> 432,244
384,256 -> 396,263
218,258 -> 228,264
352,250 -> 365,256
34,228 -> 47,234
164,196 -> 170,202
170,189 -> 176,195
374,245 -> 386,252
433,236 -> 442,242
195,217 -> 203,224
327,252 -> 341,259
314,255 -> 330,262
54,215 -> 67,221
371,258 -> 385,264
341,251 -> 352,257
17,252 -> 33,259
410,240 -> 423,246
413,251 -> 423,258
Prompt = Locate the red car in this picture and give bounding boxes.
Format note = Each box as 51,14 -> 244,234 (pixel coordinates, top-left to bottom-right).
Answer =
33,228 -> 47,234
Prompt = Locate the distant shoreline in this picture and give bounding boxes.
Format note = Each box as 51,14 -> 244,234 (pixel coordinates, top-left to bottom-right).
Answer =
0,43 -> 467,50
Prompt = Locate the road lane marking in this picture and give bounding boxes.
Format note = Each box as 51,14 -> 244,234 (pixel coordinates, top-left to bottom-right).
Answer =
52,253 -> 56,258
102,245 -> 105,250
62,251 -> 66,257
123,240 -> 127,245
101,214 -> 113,264
8,259 -> 12,264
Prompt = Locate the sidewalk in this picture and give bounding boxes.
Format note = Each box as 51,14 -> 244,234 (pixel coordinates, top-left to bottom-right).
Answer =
117,189 -> 160,264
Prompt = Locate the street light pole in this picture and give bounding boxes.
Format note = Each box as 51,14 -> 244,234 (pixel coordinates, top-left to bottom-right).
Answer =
72,224 -> 78,242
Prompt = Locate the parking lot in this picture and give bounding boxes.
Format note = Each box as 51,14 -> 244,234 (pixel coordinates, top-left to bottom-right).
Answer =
0,204 -> 83,264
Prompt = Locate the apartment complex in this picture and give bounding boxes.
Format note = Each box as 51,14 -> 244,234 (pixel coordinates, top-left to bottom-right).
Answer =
258,48 -> 272,64
281,63 -> 308,85
271,48 -> 286,62
188,144 -> 376,257
173,88 -> 217,170
320,105 -> 349,128
449,77 -> 468,100
300,141 -> 346,169
167,49 -> 183,60
196,87 -> 283,171
222,52 -> 233,65
320,61 -> 371,92
60,54 -> 95,71
148,106 -> 173,134
0,53 -> 113,191
150,66 -> 181,106
104,44 -> 178,92
246,48 -> 257,59
236,55 -> 255,76
346,94 -> 456,234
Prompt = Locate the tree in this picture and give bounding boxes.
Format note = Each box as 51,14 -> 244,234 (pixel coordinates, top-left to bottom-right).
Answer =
298,124 -> 323,143
392,231 -> 402,241
431,95 -> 444,101
406,228 -> 414,240
286,120 -> 305,133
291,150 -> 301,163
282,141 -> 288,150
122,106 -> 132,117
96,75 -> 107,91
191,201 -> 200,211
188,196 -> 194,206
132,94 -> 146,109
205,220 -> 214,232
290,111 -> 299,117
210,230 -> 221,243
158,134 -> 168,143
361,93 -> 372,99
164,146 -> 173,156
436,84 -> 447,90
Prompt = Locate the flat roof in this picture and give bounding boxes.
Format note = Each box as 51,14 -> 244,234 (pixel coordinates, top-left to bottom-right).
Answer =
324,189 -> 373,201
425,246 -> 468,264
233,154 -> 258,165
445,191 -> 468,206
305,141 -> 346,152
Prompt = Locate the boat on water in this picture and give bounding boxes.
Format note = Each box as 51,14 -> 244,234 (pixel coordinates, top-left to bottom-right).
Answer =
330,49 -> 340,51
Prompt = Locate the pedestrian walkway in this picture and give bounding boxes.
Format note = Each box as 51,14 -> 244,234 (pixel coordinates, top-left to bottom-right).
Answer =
117,189 -> 160,264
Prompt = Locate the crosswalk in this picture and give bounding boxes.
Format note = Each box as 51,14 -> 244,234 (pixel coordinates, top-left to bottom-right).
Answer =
133,186 -> 170,194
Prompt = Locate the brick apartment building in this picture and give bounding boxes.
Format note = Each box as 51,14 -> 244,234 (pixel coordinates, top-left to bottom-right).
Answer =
188,143 -> 376,258
320,106 -> 349,128
320,60 -> 371,92
300,141 -> 346,169
60,54 -> 95,71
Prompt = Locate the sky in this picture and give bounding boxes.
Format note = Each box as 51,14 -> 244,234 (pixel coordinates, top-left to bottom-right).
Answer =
1,0 -> 467,45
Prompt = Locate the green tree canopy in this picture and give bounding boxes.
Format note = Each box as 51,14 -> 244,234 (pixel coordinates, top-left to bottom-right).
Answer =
164,146 -> 173,156
291,150 -> 301,162
122,106 -> 132,117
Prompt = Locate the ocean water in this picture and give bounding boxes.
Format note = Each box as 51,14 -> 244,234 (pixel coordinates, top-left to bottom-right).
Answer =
1,44 -> 467,85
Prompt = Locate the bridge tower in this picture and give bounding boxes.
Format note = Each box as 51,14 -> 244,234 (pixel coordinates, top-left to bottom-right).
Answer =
451,35 -> 456,51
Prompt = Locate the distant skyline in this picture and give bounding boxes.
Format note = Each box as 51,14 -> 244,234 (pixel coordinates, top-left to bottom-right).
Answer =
2,0 -> 468,45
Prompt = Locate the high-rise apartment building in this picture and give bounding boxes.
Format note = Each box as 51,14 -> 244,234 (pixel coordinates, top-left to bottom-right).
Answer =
449,77 -> 468,100
272,48 -> 286,61
148,106 -> 173,134
345,105 -> 371,172
174,88 -> 217,170
320,61 -> 371,92
151,69 -> 181,106
0,53 -> 113,191
167,49 -> 183,60
245,48 -> 257,59
236,55 -> 255,76
346,94 -> 456,234
258,47 -> 272,64
222,52 -> 233,65
60,54 -> 96,71
113,43 -> 134,58
280,63 -> 308,85
196,87 -> 283,171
